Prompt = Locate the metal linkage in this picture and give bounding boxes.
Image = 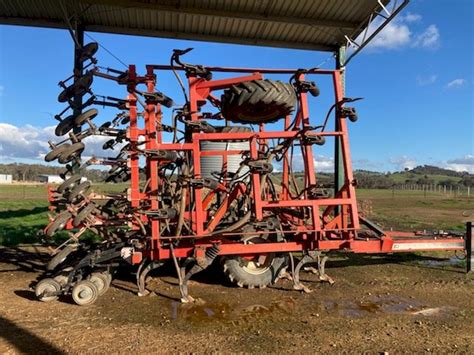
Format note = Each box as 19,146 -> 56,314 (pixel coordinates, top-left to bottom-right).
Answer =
292,251 -> 334,293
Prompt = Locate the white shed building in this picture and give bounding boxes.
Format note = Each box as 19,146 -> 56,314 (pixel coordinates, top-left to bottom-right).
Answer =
0,174 -> 13,184
38,175 -> 63,184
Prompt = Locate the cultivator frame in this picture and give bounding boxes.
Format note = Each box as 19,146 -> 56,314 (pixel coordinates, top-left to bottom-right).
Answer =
126,64 -> 464,257
38,46 -> 467,305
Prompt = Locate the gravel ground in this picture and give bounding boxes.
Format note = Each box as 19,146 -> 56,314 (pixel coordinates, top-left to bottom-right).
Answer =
0,246 -> 473,354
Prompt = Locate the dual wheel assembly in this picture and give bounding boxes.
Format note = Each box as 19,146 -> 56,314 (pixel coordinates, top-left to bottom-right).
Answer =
35,271 -> 111,306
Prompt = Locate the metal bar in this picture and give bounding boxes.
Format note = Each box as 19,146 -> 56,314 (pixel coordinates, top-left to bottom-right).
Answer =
344,0 -> 410,65
334,47 -> 345,200
467,222 -> 473,273
72,23 -> 84,135
150,64 -> 336,75
262,198 -> 353,208
145,66 -> 160,242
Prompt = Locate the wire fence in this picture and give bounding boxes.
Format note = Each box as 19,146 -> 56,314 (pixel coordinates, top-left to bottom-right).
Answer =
392,184 -> 471,197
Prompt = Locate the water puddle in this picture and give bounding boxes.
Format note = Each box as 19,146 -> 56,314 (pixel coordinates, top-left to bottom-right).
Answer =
168,296 -> 297,324
414,256 -> 464,267
324,295 -> 426,317
167,294 -> 452,324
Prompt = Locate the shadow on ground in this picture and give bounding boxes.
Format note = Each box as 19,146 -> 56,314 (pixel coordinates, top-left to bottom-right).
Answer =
0,207 -> 49,220
0,246 -> 48,273
0,315 -> 64,354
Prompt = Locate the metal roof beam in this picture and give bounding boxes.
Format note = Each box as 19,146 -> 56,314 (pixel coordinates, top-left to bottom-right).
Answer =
84,23 -> 338,52
82,0 -> 360,29
0,16 -> 337,52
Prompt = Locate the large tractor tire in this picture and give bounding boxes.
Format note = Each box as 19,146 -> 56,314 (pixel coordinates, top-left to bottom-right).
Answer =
220,79 -> 296,124
221,236 -> 287,289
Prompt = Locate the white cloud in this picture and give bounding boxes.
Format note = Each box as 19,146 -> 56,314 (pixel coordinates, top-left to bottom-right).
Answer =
291,154 -> 334,172
362,13 -> 440,51
446,78 -> 467,89
413,25 -> 440,49
402,13 -> 422,23
416,74 -> 437,86
389,155 -> 417,170
441,155 -> 474,174
0,123 -> 55,160
368,21 -> 411,49
0,123 -> 124,163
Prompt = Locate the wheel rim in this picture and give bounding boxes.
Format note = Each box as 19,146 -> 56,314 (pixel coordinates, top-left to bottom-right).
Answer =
72,281 -> 98,305
89,275 -> 105,294
241,254 -> 273,275
35,278 -> 60,302
79,287 -> 93,299
241,236 -> 274,275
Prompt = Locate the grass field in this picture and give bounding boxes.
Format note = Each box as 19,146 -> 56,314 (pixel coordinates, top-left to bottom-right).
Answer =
0,184 -> 472,246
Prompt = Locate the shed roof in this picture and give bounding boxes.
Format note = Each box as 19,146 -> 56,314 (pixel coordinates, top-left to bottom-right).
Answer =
0,0 -> 401,52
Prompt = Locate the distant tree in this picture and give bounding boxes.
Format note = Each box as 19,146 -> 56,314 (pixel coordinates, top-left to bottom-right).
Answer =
461,175 -> 474,187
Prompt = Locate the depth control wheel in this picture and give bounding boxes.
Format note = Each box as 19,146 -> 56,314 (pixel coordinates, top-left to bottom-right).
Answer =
45,211 -> 72,237
44,143 -> 71,162
35,278 -> 61,302
222,236 -> 287,289
89,272 -> 111,296
72,280 -> 99,306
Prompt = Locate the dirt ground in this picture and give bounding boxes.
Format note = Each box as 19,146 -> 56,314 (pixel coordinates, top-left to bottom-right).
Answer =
0,246 -> 472,354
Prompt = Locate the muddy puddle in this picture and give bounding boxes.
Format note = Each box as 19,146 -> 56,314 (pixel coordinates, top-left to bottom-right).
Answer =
166,294 -> 452,324
324,295 -> 425,317
168,296 -> 298,324
412,256 -> 464,267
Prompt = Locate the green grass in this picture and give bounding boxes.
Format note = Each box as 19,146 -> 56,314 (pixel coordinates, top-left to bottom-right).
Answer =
0,184 -> 472,246
357,189 -> 472,231
0,183 -> 127,246
0,199 -> 50,245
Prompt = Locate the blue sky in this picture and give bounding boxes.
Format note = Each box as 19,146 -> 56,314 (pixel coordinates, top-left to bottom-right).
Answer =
0,0 -> 472,172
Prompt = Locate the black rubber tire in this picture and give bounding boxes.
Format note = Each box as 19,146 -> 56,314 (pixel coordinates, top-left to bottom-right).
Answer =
57,175 -> 82,193
221,235 -> 287,289
44,143 -> 71,162
219,126 -> 252,133
67,181 -> 91,202
58,72 -> 94,103
45,211 -> 72,237
73,203 -> 96,227
74,108 -> 98,126
58,142 -> 85,164
102,139 -> 115,150
55,116 -> 76,136
221,79 -> 296,124
79,42 -> 99,62
222,253 -> 287,289
47,245 -> 76,271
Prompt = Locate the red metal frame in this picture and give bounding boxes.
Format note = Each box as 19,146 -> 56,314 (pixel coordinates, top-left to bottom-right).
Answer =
51,64 -> 464,261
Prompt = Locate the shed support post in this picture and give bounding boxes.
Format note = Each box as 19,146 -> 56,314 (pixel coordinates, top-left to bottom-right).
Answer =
73,23 -> 84,130
467,222 -> 473,273
334,46 -> 345,208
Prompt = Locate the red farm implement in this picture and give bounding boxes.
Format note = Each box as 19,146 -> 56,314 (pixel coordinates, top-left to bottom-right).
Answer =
36,47 -> 468,306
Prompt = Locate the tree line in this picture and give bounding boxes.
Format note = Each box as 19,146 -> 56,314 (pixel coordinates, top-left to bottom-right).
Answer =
0,163 -> 108,182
